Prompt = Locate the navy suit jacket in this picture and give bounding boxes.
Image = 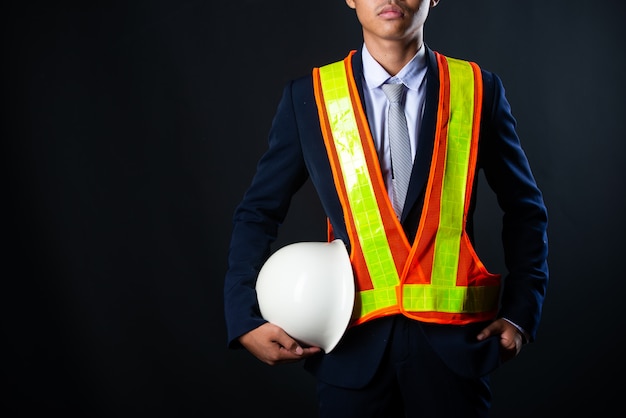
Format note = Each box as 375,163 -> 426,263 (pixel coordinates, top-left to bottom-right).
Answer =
224,46 -> 548,388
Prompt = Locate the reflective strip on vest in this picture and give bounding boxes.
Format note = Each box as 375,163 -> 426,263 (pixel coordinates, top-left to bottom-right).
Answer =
404,57 -> 478,312
316,60 -> 400,299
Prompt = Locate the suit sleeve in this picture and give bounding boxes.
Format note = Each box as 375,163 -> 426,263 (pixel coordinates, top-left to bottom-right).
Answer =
223,80 -> 309,348
479,71 -> 549,342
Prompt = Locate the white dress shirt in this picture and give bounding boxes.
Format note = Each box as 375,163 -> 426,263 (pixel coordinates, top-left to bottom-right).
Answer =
360,43 -> 428,202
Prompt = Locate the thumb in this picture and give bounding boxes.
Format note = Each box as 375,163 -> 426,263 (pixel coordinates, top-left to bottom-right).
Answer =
275,332 -> 304,355
290,342 -> 304,355
476,323 -> 496,341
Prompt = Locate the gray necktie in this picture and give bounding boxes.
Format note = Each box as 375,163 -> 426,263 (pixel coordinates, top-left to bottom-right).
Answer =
382,83 -> 412,218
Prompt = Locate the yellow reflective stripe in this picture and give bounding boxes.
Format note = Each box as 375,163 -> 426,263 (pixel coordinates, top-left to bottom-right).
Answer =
402,283 -> 499,313
431,58 -> 475,288
359,287 -> 398,316
318,61 -> 399,290
361,282 -> 499,315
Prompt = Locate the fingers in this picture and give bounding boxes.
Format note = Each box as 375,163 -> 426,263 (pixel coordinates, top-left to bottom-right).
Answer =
499,330 -> 522,362
239,323 -> 321,366
274,332 -> 304,355
274,333 -> 323,360
476,319 -> 523,362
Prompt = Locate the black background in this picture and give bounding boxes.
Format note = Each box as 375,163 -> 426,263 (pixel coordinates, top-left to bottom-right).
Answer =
4,1 -> 626,417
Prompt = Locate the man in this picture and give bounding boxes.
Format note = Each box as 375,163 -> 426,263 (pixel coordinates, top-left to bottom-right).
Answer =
224,0 -> 549,416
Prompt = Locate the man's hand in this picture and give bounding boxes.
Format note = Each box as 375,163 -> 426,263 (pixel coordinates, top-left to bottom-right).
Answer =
238,322 -> 323,366
476,318 -> 523,363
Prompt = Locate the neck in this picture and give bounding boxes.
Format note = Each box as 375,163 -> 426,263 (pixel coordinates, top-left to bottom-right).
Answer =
363,37 -> 423,76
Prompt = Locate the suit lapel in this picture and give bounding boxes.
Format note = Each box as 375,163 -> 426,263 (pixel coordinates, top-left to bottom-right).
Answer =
401,46 -> 439,223
351,49 -> 367,111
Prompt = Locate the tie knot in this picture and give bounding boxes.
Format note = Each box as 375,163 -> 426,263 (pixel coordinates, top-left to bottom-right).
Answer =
381,83 -> 406,104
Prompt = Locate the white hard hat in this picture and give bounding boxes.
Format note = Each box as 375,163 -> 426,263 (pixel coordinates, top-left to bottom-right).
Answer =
255,239 -> 355,353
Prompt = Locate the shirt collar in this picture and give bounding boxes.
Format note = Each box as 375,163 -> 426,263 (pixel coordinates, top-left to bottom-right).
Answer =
362,43 -> 427,92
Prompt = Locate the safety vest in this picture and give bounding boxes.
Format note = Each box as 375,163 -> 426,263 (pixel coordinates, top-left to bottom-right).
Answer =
312,50 -> 501,326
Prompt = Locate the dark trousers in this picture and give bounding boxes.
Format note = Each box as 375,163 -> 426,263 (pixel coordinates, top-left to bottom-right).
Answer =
315,315 -> 492,418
